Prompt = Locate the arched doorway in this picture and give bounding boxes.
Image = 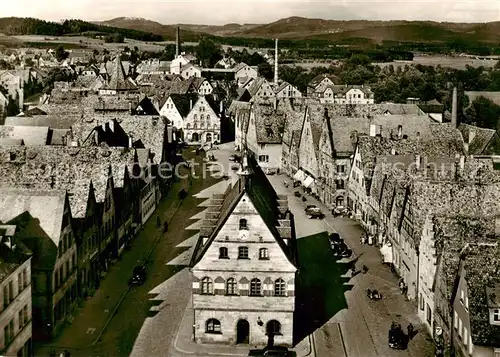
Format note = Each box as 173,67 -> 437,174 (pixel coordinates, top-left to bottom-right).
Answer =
206,132 -> 212,142
192,132 -> 199,142
236,319 -> 250,344
336,196 -> 344,207
266,320 -> 281,347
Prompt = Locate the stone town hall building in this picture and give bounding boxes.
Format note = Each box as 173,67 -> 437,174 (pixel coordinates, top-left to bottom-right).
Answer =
190,156 -> 298,347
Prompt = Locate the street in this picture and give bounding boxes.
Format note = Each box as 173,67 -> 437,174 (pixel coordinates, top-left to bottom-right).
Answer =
34,143 -> 435,357
33,148 -> 222,357
266,174 -> 436,357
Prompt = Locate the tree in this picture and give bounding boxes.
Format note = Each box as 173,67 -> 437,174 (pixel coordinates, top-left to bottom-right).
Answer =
196,37 -> 222,67
258,62 -> 274,81
55,45 -> 69,62
466,96 -> 500,129
104,32 -> 124,43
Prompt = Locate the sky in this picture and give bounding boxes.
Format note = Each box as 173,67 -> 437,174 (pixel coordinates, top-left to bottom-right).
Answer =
1,0 -> 500,25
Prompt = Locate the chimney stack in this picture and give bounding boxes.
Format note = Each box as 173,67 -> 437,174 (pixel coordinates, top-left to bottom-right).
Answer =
451,86 -> 458,128
274,38 -> 278,86
176,27 -> 180,57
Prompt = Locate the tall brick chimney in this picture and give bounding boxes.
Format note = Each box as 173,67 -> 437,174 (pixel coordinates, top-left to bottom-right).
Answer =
451,86 -> 458,128
274,38 -> 278,85
176,27 -> 180,57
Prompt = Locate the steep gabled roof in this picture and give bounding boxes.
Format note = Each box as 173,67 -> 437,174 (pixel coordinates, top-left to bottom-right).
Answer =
458,123 -> 500,155
190,157 -> 297,268
460,243 -> 500,347
104,55 -> 137,91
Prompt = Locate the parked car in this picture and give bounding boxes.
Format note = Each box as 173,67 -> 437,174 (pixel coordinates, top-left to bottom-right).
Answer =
229,155 -> 241,163
129,265 -> 146,285
388,325 -> 405,350
304,205 -> 317,213
307,208 -> 324,219
329,232 -> 342,243
248,347 -> 296,356
294,191 -> 302,198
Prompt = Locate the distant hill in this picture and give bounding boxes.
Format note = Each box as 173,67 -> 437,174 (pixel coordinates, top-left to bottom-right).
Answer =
95,17 -> 203,41
3,15 -> 500,49
0,17 -> 164,42
177,23 -> 261,36
228,17 -> 500,43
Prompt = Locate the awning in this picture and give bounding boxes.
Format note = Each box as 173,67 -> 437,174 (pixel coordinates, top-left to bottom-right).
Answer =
380,243 -> 393,264
303,176 -> 315,188
293,169 -> 306,182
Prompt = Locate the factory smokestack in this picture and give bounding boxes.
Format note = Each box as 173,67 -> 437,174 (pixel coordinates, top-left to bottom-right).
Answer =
451,86 -> 458,128
274,38 -> 278,85
176,27 -> 180,57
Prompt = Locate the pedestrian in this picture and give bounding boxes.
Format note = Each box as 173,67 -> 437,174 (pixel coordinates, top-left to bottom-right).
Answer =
368,234 -> 373,245
360,235 -> 364,245
407,323 -> 414,340
163,221 -> 169,232
399,280 -> 405,295
156,216 -> 161,227
362,265 -> 368,274
351,265 -> 356,276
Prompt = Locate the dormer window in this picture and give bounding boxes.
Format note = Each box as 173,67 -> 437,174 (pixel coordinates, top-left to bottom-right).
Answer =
239,219 -> 248,230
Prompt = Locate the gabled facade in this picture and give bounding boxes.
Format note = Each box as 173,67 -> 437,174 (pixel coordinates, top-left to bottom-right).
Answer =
248,78 -> 275,101
180,63 -> 202,79
306,74 -> 338,97
184,96 -> 221,145
296,108 -> 320,188
170,54 -> 195,75
234,63 -> 258,86
245,107 -> 284,173
319,85 -> 374,104
159,96 -> 188,129
190,160 -> 297,347
275,82 -> 302,99
192,78 -> 214,96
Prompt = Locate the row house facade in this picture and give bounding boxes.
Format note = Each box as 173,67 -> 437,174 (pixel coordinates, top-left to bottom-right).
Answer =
418,215 -> 500,357
245,103 -> 286,174
0,189 -> 77,341
0,225 -> 32,357
0,144 -> 162,341
190,157 -> 298,347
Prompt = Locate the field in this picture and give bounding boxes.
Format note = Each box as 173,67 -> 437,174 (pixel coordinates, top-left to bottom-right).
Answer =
374,55 -> 498,69
10,35 -> 168,52
292,55 -> 498,70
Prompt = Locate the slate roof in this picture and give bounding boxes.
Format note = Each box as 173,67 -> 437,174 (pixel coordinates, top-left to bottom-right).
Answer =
0,229 -> 32,283
0,138 -> 23,146
458,123 -> 500,155
252,104 -> 286,144
233,62 -> 251,73
190,156 -> 297,267
191,77 -> 209,91
308,74 -> 339,88
0,188 -> 66,249
4,115 -> 79,129
170,94 -> 197,117
460,243 -> 500,347
247,78 -> 267,97
0,146 -> 140,218
0,125 -> 49,146
94,95 -> 141,112
104,55 -> 137,91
